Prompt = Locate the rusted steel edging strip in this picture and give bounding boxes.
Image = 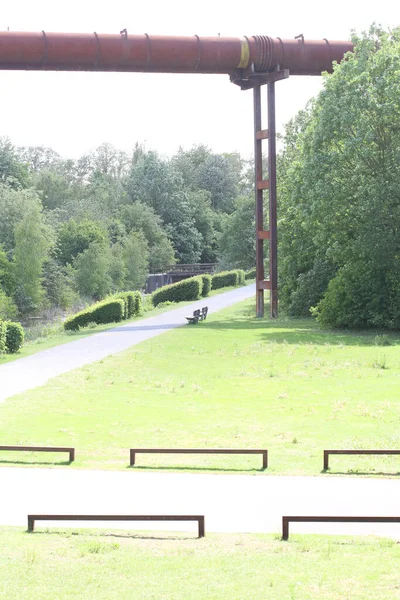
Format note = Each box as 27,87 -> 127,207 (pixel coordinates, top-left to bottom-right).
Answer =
282,516 -> 400,540
324,449 -> 400,470
27,514 -> 205,537
129,448 -> 268,469
0,446 -> 74,462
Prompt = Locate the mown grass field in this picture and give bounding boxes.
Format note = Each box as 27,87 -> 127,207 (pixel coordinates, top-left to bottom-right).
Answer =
1,297 -> 400,475
1,528 -> 400,600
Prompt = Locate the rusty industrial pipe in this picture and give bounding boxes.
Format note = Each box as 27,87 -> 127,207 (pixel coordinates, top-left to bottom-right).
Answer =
0,32 -> 353,75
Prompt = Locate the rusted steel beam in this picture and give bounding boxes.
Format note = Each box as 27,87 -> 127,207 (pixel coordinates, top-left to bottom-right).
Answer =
257,180 -> 270,190
256,130 -> 269,140
0,32 -> 352,75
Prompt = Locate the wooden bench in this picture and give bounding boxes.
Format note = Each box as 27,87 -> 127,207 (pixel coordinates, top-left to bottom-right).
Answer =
27,514 -> 205,537
129,448 -> 268,469
282,515 -> 400,540
0,446 -> 75,462
199,306 -> 208,320
185,306 -> 208,324
323,449 -> 400,471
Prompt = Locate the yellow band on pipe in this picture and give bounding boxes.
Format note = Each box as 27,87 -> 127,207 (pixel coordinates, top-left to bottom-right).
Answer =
237,37 -> 250,69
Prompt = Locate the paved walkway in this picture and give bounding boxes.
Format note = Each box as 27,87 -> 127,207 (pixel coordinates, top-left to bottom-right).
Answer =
0,285 -> 255,402
2,467 -> 400,538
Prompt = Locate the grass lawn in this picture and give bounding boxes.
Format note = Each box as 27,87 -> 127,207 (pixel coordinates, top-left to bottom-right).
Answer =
1,297 -> 400,475
0,285 -> 236,367
1,528 -> 399,599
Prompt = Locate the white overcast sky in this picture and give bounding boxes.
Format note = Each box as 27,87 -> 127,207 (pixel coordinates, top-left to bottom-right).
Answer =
1,0 -> 399,159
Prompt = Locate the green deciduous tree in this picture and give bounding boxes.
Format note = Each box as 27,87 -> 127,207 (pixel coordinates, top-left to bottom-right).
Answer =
125,151 -> 202,263
0,288 -> 18,320
0,246 -> 14,296
279,26 -> 400,328
218,196 -> 255,270
0,137 -> 30,188
0,185 -> 42,252
123,231 -> 149,291
13,204 -> 51,314
109,243 -> 128,291
118,202 -> 175,271
57,219 -> 108,266
73,242 -> 112,300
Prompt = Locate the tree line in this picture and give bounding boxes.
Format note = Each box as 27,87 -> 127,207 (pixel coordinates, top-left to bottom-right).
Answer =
0,139 -> 255,321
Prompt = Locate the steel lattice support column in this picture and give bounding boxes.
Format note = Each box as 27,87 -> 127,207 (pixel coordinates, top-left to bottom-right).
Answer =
245,69 -> 289,318
267,78 -> 278,318
253,83 -> 266,317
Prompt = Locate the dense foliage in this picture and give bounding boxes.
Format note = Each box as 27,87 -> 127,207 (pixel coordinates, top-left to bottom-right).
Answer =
245,268 -> 256,280
5,321 -> 24,353
211,270 -> 243,290
0,319 -> 23,354
0,320 -> 6,354
0,139 -> 254,327
279,26 -> 400,329
200,274 -> 211,297
151,276 -> 203,306
115,291 -> 142,319
63,298 -> 125,331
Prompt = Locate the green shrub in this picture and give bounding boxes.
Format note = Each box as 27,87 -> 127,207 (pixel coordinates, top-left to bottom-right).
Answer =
152,276 -> 202,307
245,268 -> 256,280
200,274 -> 211,297
311,263 -> 377,329
286,260 -> 336,317
5,321 -> 25,353
64,299 -> 125,331
211,270 -> 239,290
114,291 -> 142,319
132,291 -> 142,317
236,270 -> 245,285
114,292 -> 129,319
0,320 -> 6,354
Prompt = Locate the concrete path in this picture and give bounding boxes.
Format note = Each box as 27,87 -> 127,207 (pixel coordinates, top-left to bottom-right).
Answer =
0,284 -> 255,402
2,467 -> 400,539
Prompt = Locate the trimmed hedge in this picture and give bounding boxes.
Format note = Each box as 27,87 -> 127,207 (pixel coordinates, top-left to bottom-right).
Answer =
115,293 -> 128,319
64,298 -> 125,331
0,321 -> 6,354
133,292 -> 142,316
152,276 -> 202,307
211,270 -> 239,290
200,274 -> 211,297
5,321 -> 25,353
245,268 -> 256,280
236,270 -> 245,285
113,291 -> 142,319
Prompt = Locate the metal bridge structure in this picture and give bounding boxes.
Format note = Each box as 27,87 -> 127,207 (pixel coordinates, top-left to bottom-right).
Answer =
0,31 -> 353,317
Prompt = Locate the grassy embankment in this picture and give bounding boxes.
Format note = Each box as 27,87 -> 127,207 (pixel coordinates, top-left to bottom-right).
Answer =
1,528 -> 399,600
1,297 -> 400,475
